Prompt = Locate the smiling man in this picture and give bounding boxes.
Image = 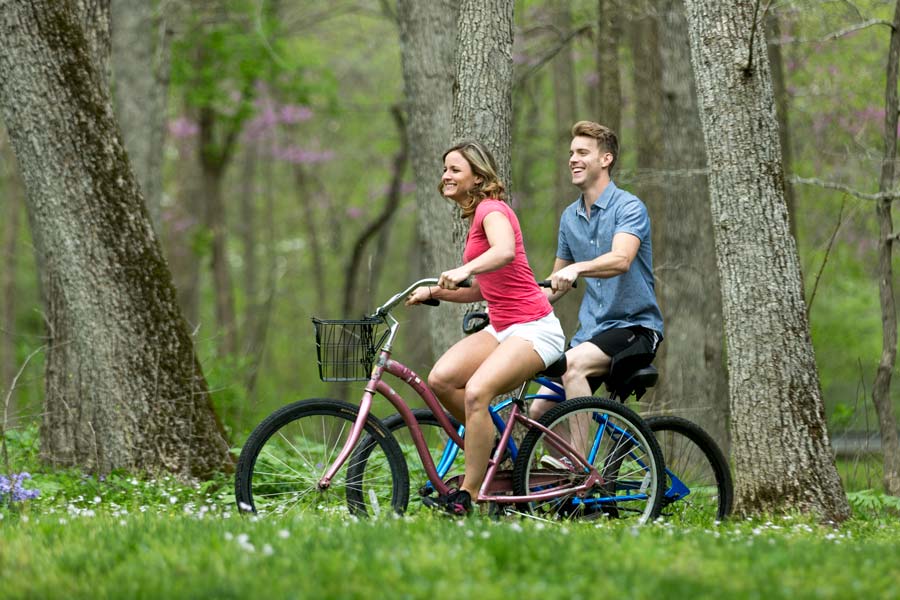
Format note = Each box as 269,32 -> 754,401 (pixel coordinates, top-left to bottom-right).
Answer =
532,121 -> 664,422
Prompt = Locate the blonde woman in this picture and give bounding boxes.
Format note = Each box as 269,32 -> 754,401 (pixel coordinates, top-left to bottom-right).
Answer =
406,141 -> 564,515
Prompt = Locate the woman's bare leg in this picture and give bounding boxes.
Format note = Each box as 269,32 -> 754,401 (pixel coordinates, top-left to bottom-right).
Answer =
459,336 -> 546,499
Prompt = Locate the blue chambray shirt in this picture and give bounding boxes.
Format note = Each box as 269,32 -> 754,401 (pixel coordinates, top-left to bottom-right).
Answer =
557,181 -> 664,346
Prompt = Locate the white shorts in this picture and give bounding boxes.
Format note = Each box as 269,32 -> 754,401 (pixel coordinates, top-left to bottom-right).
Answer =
485,312 -> 566,368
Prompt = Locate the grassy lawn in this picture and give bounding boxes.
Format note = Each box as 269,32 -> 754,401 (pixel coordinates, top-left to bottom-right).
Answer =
2,477 -> 900,599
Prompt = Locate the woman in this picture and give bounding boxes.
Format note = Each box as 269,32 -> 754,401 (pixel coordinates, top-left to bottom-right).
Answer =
406,140 -> 565,516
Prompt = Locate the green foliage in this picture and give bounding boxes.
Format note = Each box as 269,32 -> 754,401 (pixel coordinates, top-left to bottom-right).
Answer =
846,489 -> 900,518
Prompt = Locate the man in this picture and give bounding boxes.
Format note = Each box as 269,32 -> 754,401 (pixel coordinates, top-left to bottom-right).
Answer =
532,120 -> 664,423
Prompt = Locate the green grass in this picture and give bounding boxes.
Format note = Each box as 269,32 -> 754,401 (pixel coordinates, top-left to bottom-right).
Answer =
3,481 -> 900,599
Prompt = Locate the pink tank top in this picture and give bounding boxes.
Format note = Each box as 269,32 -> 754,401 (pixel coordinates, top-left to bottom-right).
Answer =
463,199 -> 552,332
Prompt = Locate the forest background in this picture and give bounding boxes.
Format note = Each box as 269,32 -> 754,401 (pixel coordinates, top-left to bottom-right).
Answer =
0,0 -> 897,490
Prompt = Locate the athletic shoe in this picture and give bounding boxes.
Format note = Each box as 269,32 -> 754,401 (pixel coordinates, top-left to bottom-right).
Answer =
422,489 -> 472,516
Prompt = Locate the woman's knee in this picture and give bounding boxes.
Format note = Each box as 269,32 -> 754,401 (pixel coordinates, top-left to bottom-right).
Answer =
463,384 -> 492,414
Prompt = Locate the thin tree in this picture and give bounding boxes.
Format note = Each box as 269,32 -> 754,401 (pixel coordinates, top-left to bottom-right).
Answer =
682,0 -> 850,520
0,1 -> 231,477
111,0 -> 172,231
654,0 -> 728,450
596,0 -> 622,135
872,0 -> 900,496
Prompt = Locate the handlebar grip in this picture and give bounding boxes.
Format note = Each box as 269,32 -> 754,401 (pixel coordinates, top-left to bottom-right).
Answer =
538,279 -> 578,288
458,278 -> 472,288
422,298 -> 440,307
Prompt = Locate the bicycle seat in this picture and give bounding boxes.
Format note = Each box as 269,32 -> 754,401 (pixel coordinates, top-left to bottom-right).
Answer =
608,365 -> 658,401
536,354 -> 567,378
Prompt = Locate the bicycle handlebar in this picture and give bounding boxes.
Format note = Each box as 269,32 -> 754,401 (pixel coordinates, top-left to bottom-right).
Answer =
373,277 -> 472,317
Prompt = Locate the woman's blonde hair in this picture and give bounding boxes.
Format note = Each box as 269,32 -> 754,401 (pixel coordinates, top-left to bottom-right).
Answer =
438,140 -> 507,218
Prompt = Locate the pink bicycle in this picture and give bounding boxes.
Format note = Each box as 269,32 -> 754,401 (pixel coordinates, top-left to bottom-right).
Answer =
235,278 -> 665,521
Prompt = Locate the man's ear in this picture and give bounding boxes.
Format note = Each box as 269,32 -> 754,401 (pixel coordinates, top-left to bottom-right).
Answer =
600,153 -> 614,168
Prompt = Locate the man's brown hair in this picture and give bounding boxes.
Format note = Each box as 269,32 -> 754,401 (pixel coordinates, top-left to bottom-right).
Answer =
571,120 -> 619,174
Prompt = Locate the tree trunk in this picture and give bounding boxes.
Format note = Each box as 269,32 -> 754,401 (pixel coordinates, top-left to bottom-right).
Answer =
110,0 -> 171,231
1,134 -> 22,427
596,0 -> 622,135
873,0 -> 900,497
397,0 -> 460,358
552,3 -> 578,215
293,165 -> 327,316
198,106 -> 239,358
683,0 -> 849,521
0,1 -> 230,477
653,0 -> 728,452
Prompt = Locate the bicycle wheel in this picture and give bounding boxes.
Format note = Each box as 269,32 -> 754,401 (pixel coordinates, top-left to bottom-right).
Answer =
348,408 -> 464,515
512,396 -> 665,523
235,399 -> 409,518
647,415 -> 733,524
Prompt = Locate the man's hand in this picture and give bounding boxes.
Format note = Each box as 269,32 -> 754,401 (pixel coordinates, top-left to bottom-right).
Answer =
550,264 -> 580,292
439,266 -> 471,290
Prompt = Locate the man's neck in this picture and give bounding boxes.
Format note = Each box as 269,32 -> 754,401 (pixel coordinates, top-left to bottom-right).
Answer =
580,175 -> 612,213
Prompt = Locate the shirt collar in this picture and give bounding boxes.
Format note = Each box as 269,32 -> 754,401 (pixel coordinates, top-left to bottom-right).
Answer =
575,180 -> 618,217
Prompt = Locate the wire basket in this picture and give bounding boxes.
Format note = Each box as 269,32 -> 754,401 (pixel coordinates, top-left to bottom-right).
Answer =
312,317 -> 388,382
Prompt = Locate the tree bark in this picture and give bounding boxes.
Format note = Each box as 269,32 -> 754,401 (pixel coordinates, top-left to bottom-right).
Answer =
765,9 -> 797,241
653,0 -> 729,452
873,0 -> 900,497
683,0 -> 849,520
397,0 -> 460,358
110,0 -> 172,231
0,1 -> 230,477
454,0 -> 514,186
596,0 -> 622,134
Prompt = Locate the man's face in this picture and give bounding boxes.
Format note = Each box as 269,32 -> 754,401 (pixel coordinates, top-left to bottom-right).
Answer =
569,135 -> 612,190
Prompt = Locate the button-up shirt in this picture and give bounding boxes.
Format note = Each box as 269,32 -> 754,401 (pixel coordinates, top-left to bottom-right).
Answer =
557,181 -> 664,345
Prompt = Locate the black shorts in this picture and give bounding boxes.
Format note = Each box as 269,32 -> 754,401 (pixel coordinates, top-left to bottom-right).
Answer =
579,326 -> 660,393
582,326 -> 660,358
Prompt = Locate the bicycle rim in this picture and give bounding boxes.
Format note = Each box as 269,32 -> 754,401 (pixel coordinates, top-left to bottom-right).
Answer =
235,399 -> 409,518
513,396 -> 664,523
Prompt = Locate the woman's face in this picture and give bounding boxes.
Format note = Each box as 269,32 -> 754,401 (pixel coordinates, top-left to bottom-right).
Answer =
441,151 -> 481,203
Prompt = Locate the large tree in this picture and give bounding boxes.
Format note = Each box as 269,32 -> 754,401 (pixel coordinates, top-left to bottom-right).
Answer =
0,0 -> 230,477
683,0 -> 850,520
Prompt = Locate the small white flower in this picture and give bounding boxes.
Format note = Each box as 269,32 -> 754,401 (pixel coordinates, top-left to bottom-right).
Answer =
237,533 -> 250,544
93,496 -> 102,504
278,529 -> 290,539
169,496 -> 178,504
224,532 -> 234,540
262,544 -> 274,556
238,502 -> 253,512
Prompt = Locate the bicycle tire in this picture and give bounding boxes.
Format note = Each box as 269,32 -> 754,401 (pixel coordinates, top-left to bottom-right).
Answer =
647,415 -> 733,523
347,408 -> 463,515
235,399 -> 409,518
512,396 -> 665,523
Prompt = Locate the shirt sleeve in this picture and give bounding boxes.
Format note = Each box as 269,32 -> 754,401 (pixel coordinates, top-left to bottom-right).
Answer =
556,207 -> 574,261
614,198 -> 650,240
474,199 -> 507,230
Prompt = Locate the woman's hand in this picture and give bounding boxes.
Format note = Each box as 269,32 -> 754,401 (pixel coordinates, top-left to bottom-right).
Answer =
438,267 -> 471,290
405,286 -> 433,306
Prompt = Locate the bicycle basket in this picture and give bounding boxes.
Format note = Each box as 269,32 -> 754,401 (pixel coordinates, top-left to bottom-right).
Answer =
312,317 -> 388,382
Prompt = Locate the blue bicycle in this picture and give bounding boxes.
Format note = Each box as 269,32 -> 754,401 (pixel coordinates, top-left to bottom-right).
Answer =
354,310 -> 733,523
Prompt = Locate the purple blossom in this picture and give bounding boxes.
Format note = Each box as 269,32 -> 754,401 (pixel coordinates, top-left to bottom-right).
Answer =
280,104 -> 314,124
168,117 -> 199,139
0,472 -> 40,503
346,207 -> 364,219
272,145 -> 335,165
